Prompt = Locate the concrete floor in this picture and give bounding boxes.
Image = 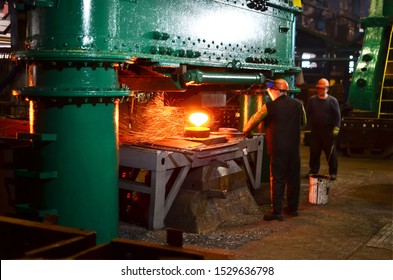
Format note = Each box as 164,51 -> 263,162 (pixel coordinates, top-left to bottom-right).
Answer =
120,141 -> 393,260
235,143 -> 393,260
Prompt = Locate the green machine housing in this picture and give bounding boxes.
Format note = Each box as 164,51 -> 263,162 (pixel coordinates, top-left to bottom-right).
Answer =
10,0 -> 302,243
341,0 -> 393,158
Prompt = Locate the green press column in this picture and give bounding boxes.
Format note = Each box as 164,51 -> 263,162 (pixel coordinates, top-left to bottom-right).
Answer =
239,94 -> 270,182
15,0 -> 127,244
348,0 -> 391,111
239,94 -> 265,133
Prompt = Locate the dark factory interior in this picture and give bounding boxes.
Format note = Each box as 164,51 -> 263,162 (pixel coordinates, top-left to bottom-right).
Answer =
0,0 -> 392,260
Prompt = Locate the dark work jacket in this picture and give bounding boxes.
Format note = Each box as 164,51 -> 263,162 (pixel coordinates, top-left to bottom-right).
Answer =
306,95 -> 341,128
265,95 -> 303,155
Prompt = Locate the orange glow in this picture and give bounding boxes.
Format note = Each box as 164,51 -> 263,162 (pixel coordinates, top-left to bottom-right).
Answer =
189,112 -> 208,127
114,100 -> 119,145
29,101 -> 34,133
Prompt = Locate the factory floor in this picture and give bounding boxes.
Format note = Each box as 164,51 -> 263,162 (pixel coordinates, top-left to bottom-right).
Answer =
120,138 -> 393,260
235,143 -> 393,260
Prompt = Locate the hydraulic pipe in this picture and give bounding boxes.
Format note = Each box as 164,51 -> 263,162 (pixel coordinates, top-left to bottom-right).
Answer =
182,69 -> 266,85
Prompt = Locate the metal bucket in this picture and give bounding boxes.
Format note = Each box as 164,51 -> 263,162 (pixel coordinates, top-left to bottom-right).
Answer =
309,175 -> 330,204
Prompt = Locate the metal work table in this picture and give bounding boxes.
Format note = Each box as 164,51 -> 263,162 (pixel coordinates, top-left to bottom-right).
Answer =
119,135 -> 263,230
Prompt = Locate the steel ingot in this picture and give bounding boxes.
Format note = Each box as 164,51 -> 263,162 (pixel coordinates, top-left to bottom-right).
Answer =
184,126 -> 210,138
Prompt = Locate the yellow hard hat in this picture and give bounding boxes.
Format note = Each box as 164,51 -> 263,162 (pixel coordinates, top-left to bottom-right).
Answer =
274,79 -> 289,91
316,78 -> 329,88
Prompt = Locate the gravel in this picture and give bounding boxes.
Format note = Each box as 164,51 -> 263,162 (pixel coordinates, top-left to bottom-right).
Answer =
119,212 -> 273,250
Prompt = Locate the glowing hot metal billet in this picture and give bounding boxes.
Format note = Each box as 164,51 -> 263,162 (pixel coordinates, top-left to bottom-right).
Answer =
184,112 -> 210,138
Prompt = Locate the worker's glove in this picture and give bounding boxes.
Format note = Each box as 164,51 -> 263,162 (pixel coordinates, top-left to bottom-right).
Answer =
243,131 -> 253,139
332,126 -> 340,137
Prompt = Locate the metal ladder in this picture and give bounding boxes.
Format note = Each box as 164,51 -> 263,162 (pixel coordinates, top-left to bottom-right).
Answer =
378,26 -> 393,119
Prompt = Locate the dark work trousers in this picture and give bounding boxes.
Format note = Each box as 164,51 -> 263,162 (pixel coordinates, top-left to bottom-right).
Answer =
270,150 -> 301,214
309,125 -> 338,175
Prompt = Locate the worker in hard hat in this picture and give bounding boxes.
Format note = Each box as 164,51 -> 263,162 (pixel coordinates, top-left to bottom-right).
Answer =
243,78 -> 307,221
306,78 -> 341,181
